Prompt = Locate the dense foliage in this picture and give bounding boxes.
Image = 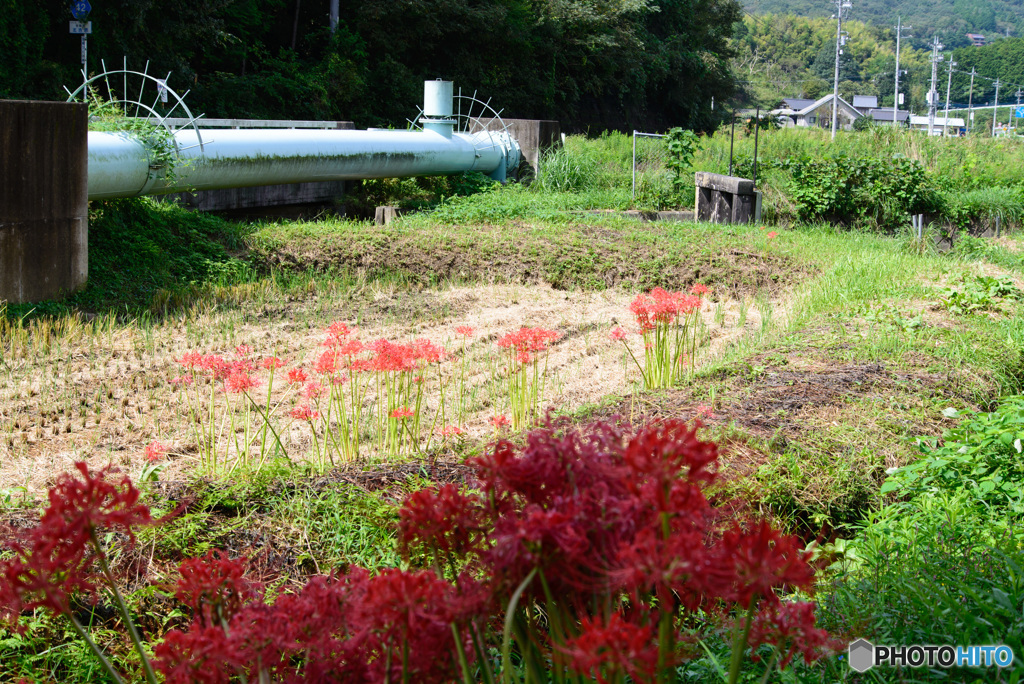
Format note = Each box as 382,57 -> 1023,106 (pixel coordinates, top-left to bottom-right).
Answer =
731,12 -> 1024,121
744,0 -> 1024,49
0,0 -> 740,132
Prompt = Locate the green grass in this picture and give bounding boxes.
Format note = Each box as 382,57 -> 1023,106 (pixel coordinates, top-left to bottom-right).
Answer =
3,198 -> 253,320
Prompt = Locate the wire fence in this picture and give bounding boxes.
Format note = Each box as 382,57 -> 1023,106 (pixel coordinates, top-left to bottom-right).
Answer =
631,131 -> 670,202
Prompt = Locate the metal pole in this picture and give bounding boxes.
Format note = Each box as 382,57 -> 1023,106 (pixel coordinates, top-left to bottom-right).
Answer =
631,130 -> 637,201
927,37 -> 943,136
993,79 -> 1001,136
81,35 -> 88,98
728,114 -> 736,176
831,0 -> 848,139
753,107 -> 760,188
943,58 -> 956,136
330,0 -> 339,32
893,17 -> 903,128
967,67 -> 976,133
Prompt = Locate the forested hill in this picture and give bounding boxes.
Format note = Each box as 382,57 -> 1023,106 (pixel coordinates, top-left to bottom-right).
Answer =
744,0 -> 1024,49
0,0 -> 741,133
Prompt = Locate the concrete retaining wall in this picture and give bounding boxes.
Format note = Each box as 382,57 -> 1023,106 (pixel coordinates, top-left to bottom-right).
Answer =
0,100 -> 89,303
160,181 -> 346,212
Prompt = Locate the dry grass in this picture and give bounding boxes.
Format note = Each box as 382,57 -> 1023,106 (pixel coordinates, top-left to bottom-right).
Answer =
0,281 -> 781,496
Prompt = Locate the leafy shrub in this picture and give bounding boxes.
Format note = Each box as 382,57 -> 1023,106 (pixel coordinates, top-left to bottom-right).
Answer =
881,396 -> 1024,515
775,155 -> 933,231
665,128 -> 700,207
821,492 -> 1024,678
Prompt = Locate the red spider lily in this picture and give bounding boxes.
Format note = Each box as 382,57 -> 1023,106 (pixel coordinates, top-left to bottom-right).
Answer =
563,612 -> 659,684
177,352 -> 205,369
334,338 -> 366,357
455,325 -> 474,337
261,356 -> 286,370
690,283 -> 709,296
695,403 -> 715,420
399,484 -> 488,558
315,349 -> 341,375
302,381 -> 324,400
290,404 -> 320,421
609,326 -> 629,341
439,425 -> 464,437
367,339 -> 418,373
711,521 -> 816,606
325,321 -> 354,340
287,367 -> 309,384
745,600 -> 843,668
198,355 -> 232,381
389,406 -> 415,420
234,345 -> 253,357
767,231 -> 778,239
174,551 -> 258,628
411,338 -> 448,364
497,327 -> 561,354
225,371 -> 258,394
490,415 -> 510,429
144,440 -> 169,462
0,464 -> 153,617
630,288 -> 701,331
157,567 -> 479,684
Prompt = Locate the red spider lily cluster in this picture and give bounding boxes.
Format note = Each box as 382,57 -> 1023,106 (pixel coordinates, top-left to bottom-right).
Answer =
615,285 -> 709,388
167,320 -> 570,471
157,565 -> 484,683
396,418 -> 839,681
0,421 -> 838,682
496,326 -> 561,430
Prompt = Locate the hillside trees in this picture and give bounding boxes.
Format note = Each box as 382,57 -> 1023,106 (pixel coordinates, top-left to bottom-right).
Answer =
730,13 -> 932,112
0,0 -> 743,132
952,37 -> 1024,104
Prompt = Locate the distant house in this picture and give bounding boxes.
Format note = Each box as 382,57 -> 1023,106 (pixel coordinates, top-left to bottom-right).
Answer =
868,108 -> 910,125
852,95 -> 878,115
908,115 -> 966,135
966,33 -> 986,46
771,94 -> 861,130
780,98 -> 817,111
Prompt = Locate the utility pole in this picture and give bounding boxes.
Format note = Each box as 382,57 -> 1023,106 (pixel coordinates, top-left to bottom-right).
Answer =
993,79 -> 1001,136
330,0 -> 339,32
943,57 -> 957,136
831,0 -> 852,139
893,17 -> 911,127
967,67 -> 976,133
927,37 -> 944,136
1016,89 -> 1023,131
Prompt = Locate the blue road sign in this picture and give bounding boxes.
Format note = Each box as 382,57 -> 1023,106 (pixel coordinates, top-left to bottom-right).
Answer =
71,0 -> 91,20
1016,105 -> 1024,118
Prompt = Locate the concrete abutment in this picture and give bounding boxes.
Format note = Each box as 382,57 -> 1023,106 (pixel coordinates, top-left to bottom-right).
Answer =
0,100 -> 89,304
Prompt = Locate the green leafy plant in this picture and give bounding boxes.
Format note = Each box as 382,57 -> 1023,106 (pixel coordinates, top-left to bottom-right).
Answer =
881,395 -> 1024,515
665,127 -> 699,207
822,491 -> 1024,679
776,154 -> 932,231
938,274 -> 1021,315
